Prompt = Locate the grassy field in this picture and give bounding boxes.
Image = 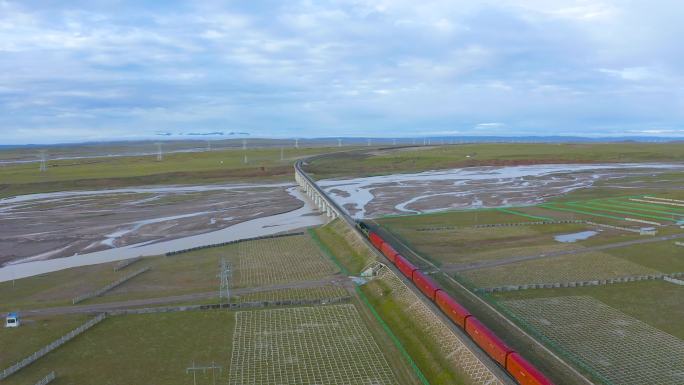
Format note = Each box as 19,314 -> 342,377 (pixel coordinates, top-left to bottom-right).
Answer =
229,304 -> 398,385
0,314 -> 89,369
500,296 -> 684,385
460,251 -> 659,288
1,311 -> 235,385
361,270 -> 492,385
232,234 -> 338,288
491,280 -> 684,340
381,220 -> 637,265
310,219 -> 376,275
305,143 -> 684,179
0,146 -> 346,198
233,285 -> 349,303
2,234 -> 341,311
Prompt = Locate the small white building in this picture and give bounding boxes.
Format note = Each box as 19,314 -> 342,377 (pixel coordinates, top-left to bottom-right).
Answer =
639,227 -> 657,236
5,312 -> 20,328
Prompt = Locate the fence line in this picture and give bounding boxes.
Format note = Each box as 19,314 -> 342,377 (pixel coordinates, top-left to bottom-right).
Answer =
664,276 -> 684,286
34,371 -> 56,385
72,267 -> 150,304
165,231 -> 304,256
0,314 -> 105,380
476,272 -> 684,293
114,257 -> 142,271
416,220 -> 585,232
106,296 -> 351,316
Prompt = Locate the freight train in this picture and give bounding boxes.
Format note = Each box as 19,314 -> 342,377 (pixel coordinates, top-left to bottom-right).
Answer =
359,222 -> 553,385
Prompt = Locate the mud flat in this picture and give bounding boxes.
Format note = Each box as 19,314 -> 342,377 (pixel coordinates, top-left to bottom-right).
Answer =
318,163 -> 684,218
0,187 -> 325,282
0,183 -> 308,265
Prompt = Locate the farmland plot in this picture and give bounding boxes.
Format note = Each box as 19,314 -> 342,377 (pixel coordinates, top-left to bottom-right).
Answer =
232,235 -> 338,288
228,304 -> 396,385
502,296 -> 684,385
460,251 -> 658,288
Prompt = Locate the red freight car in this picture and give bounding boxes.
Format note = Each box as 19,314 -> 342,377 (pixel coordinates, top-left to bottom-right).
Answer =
369,232 -> 384,250
380,243 -> 399,263
412,271 -> 440,300
506,353 -> 553,385
435,290 -> 472,329
465,317 -> 513,366
394,255 -> 418,279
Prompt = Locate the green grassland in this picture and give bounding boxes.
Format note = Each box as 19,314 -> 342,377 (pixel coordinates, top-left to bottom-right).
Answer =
0,146 -> 346,198
0,314 -> 89,369
603,241 -> 684,272
1,234 -> 344,311
491,280 -> 684,340
311,219 -> 376,275
460,251 -> 659,288
305,143 -> 684,179
381,220 -> 640,266
1,311 -> 235,385
360,279 -> 470,385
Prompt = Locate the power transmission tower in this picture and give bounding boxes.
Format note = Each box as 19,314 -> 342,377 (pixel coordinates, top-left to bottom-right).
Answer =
186,361 -> 223,385
39,150 -> 47,172
156,143 -> 163,161
218,258 -> 231,305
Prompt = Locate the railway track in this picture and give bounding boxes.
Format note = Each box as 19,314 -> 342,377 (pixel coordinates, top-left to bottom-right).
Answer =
295,154 -> 597,385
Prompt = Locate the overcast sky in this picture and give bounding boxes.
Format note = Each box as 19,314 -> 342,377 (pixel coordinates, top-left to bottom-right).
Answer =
1,0 -> 683,144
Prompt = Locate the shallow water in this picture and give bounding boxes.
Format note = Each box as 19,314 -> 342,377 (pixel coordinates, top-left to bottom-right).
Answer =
318,163 -> 684,218
554,231 -> 598,243
0,187 -> 326,282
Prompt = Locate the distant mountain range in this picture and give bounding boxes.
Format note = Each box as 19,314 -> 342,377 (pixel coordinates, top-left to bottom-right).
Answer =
0,135 -> 681,149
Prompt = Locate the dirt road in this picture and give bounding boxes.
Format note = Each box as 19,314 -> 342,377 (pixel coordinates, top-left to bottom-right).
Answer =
20,276 -> 351,316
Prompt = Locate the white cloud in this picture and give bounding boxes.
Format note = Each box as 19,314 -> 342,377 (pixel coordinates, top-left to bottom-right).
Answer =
1,0 -> 684,143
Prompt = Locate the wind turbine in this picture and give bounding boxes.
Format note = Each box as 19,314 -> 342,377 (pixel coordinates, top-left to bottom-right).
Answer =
155,143 -> 163,161
39,150 -> 47,172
